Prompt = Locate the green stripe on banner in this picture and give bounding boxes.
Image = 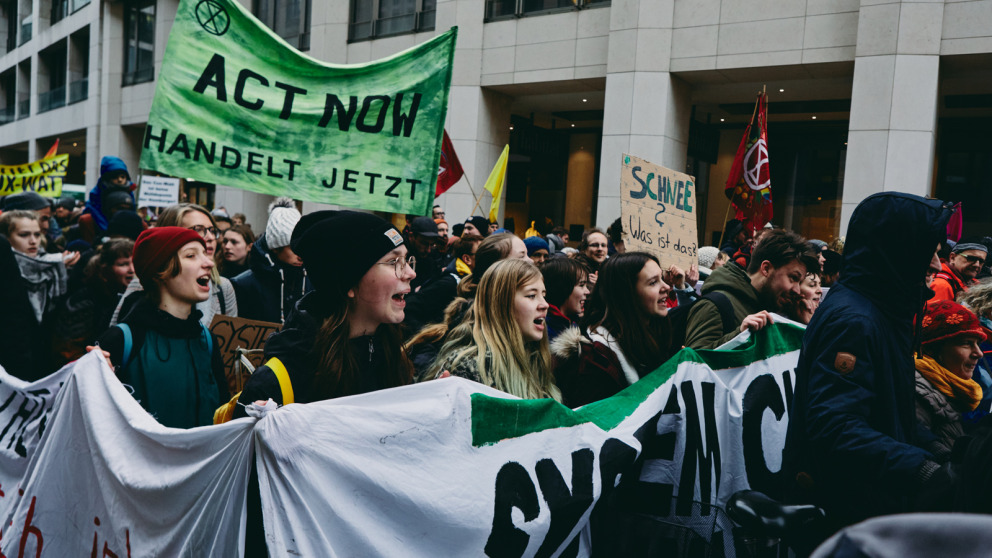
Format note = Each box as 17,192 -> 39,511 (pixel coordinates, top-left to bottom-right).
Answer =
140,0 -> 456,216
470,322 -> 805,447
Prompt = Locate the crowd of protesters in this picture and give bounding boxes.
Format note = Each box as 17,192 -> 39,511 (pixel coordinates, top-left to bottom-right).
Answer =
5,155 -> 992,553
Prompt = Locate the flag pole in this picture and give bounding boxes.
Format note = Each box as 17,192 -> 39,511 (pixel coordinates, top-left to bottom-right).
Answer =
718,86 -> 766,249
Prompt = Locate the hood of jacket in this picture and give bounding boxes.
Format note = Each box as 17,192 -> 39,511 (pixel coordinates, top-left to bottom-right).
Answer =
699,261 -> 759,307
249,233 -> 305,282
84,157 -> 134,231
840,192 -> 954,320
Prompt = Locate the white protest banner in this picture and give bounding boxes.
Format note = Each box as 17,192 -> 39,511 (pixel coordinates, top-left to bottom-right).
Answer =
0,352 -> 255,557
255,322 -> 804,556
136,176 -> 180,207
620,153 -> 698,271
0,323 -> 803,557
0,366 -> 70,524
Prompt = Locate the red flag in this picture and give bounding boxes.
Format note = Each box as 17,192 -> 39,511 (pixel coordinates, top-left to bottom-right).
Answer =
947,203 -> 963,243
435,130 -> 463,197
43,139 -> 59,159
725,93 -> 772,232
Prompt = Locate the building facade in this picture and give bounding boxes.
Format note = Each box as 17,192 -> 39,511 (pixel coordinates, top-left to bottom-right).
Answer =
2,0 -> 992,242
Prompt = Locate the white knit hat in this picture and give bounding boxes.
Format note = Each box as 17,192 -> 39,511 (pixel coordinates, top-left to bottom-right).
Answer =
265,197 -> 301,250
698,246 -> 720,269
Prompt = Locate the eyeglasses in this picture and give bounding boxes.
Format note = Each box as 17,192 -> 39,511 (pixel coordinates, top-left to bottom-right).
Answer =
961,254 -> 986,266
377,256 -> 416,278
188,225 -> 219,238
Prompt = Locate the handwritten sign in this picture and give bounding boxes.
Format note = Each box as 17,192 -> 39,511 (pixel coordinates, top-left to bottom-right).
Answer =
620,153 -> 698,271
208,315 -> 280,394
136,176 -> 180,207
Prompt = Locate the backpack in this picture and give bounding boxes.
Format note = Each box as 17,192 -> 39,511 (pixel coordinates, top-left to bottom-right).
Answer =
212,357 -> 294,424
666,291 -> 737,350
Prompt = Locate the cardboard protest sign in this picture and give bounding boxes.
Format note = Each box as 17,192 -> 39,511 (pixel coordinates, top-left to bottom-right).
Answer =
140,0 -> 456,216
620,153 -> 698,271
209,314 -> 280,393
136,175 -> 181,207
0,154 -> 69,198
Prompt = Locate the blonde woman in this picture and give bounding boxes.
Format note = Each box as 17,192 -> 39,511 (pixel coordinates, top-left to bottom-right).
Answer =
431,258 -> 560,401
111,203 -> 238,326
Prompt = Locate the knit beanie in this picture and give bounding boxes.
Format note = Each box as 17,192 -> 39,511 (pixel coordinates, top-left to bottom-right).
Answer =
698,246 -> 720,269
107,210 -> 146,241
55,197 -> 75,211
291,211 -> 405,295
265,197 -> 301,250
920,300 -> 987,347
952,237 -> 988,255
2,192 -> 49,211
103,189 -> 134,211
467,216 -> 490,238
132,226 -> 205,288
524,236 -> 549,255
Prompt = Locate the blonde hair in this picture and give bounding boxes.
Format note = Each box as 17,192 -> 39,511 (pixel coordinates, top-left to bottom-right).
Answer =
958,278 -> 992,320
434,259 -> 560,401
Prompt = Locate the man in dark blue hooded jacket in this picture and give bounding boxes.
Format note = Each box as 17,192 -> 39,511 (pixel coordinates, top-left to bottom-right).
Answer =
783,192 -> 955,542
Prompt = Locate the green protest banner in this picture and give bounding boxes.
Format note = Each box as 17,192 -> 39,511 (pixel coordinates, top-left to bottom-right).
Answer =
0,154 -> 69,198
140,0 -> 456,216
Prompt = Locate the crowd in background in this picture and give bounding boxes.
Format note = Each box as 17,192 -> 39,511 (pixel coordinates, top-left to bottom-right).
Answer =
3,157 -> 992,553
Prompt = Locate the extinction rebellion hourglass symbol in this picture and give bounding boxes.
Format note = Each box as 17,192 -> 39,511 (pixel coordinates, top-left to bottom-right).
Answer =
196,0 -> 230,36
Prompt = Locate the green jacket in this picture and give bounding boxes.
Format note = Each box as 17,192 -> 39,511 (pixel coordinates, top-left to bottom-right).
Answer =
685,263 -> 761,350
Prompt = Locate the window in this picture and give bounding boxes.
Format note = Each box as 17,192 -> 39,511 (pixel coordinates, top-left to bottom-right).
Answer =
123,0 -> 154,86
51,0 -> 68,25
349,0 -> 434,42
485,0 -> 607,21
254,0 -> 311,51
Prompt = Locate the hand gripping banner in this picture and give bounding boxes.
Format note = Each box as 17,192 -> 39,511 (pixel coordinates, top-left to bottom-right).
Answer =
140,0 -> 456,216
1,323 -> 802,557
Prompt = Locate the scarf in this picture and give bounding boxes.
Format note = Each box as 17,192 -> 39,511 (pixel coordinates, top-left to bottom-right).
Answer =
587,326 -> 640,387
455,257 -> 472,277
13,251 -> 67,324
915,355 -> 983,412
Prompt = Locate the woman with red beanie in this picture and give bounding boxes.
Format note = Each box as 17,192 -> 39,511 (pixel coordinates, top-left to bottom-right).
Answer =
94,226 -> 229,429
915,299 -> 987,460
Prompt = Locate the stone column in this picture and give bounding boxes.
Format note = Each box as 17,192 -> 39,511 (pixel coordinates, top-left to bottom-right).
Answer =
840,0 -> 943,232
434,0 -> 512,224
596,0 -> 691,230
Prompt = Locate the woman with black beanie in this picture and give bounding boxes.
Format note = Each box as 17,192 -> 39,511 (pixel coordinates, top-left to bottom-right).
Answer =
233,210 -> 416,416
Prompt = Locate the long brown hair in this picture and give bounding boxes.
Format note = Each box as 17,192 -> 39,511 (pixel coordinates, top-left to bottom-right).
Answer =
309,292 -> 414,401
582,252 -> 672,375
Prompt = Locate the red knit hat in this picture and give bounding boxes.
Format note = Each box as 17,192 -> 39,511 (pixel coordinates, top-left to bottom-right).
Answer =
920,300 -> 988,346
132,226 -> 205,288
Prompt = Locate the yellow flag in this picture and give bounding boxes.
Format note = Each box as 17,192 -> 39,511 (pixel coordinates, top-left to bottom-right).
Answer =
484,145 -> 509,222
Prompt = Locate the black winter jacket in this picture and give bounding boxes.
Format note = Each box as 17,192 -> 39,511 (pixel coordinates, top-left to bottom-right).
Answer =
782,192 -> 954,531
233,292 -> 394,418
231,234 -> 312,324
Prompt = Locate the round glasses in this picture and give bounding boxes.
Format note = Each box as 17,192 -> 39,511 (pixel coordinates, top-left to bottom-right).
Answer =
377,256 -> 416,278
188,225 -> 220,238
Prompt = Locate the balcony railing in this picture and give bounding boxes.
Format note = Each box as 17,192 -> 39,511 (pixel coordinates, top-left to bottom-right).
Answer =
69,78 -> 87,104
485,0 -> 608,20
17,98 -> 28,119
51,0 -> 68,24
0,105 -> 14,125
122,66 -> 153,86
38,85 -> 66,113
19,15 -> 31,46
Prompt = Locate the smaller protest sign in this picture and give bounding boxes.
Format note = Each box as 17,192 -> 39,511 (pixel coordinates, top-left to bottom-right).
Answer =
136,176 -> 181,207
0,154 -> 69,198
208,315 -> 281,393
620,153 -> 698,271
